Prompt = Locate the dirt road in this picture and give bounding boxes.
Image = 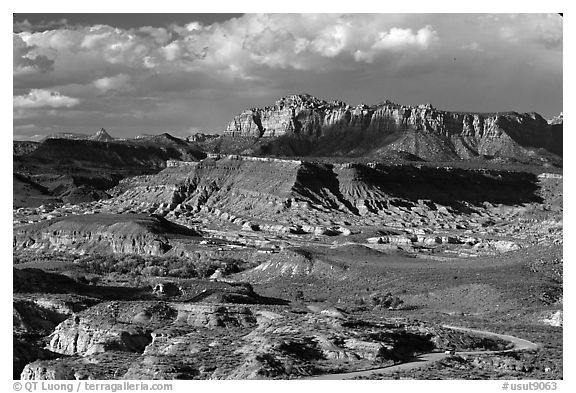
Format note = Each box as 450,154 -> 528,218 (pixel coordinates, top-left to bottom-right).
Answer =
306,325 -> 539,380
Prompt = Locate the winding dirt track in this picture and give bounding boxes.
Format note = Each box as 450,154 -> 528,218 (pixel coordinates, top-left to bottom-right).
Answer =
305,325 -> 539,380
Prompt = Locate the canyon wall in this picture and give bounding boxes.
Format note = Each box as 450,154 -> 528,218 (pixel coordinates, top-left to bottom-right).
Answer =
224,94 -> 560,160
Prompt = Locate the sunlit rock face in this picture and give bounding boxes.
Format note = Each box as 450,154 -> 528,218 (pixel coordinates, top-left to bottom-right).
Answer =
224,94 -> 560,160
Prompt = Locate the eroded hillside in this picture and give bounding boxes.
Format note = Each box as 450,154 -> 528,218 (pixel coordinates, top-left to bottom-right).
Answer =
13,152 -> 562,380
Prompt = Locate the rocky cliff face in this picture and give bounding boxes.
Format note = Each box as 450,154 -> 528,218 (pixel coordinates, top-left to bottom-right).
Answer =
48,301 -> 177,356
223,94 -> 561,160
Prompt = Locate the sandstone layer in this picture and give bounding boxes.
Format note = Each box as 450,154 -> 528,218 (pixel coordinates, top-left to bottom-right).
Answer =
223,94 -> 561,161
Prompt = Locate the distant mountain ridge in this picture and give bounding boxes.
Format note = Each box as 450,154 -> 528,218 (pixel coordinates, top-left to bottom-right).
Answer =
221,94 -> 562,162
13,131 -> 207,207
42,128 -> 115,142
90,128 -> 115,142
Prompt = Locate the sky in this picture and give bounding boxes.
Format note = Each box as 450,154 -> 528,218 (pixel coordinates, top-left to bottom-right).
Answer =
13,13 -> 563,141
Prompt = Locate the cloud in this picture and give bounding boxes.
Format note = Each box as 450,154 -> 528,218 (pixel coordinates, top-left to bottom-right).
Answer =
12,14 -> 562,139
12,14 -> 562,87
13,14 -> 441,85
353,25 -> 438,63
461,42 -> 482,51
492,14 -> 562,50
14,89 -> 81,109
13,18 -> 71,33
372,25 -> 437,50
195,15 -> 440,71
13,35 -> 54,75
93,74 -> 131,92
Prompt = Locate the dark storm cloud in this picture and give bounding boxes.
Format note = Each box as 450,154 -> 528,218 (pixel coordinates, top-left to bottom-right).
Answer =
13,16 -> 72,33
13,13 -> 562,140
13,13 -> 242,32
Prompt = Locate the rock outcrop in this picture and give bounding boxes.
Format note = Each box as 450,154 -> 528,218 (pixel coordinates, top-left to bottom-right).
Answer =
187,133 -> 220,143
13,214 -> 200,256
48,302 -> 177,356
89,128 -> 115,142
14,340 -> 60,379
172,304 -> 257,328
548,112 -> 563,125
21,352 -> 140,380
13,294 -> 99,337
541,310 -> 563,327
223,94 -> 561,161
18,296 -> 513,380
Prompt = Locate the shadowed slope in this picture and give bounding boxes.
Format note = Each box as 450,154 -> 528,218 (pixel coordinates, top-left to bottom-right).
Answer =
111,156 -> 543,221
13,134 -> 207,206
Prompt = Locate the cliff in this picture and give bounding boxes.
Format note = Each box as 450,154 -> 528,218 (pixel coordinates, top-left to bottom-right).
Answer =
223,94 -> 561,161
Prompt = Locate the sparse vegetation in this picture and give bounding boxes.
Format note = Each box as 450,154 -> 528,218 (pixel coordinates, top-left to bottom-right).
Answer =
13,249 -> 254,280
77,253 -> 248,279
12,122 -> 562,380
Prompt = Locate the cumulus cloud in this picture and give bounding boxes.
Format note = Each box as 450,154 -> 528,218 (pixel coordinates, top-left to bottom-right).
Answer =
12,14 -> 562,139
93,74 -> 131,92
372,25 -> 437,50
353,25 -> 438,63
13,14 -> 441,83
489,14 -> 562,50
14,89 -> 80,108
197,15 -> 440,71
13,35 -> 54,75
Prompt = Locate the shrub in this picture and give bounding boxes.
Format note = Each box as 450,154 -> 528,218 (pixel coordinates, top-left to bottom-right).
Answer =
57,251 -> 252,280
